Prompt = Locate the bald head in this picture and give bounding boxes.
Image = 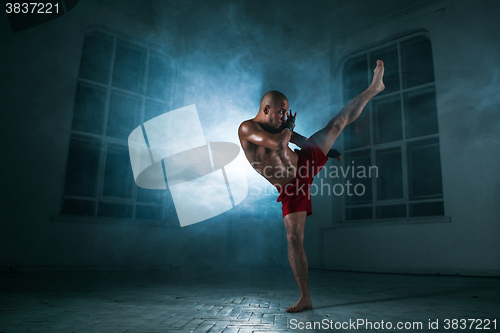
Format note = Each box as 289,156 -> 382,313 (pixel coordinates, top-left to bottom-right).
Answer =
255,90 -> 290,131
260,91 -> 288,111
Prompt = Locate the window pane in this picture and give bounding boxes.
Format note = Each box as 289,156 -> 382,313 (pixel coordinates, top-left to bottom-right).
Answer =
407,138 -> 443,199
72,83 -> 107,134
346,207 -> 373,220
102,143 -> 134,199
343,55 -> 368,102
137,187 -> 167,205
410,202 -> 444,217
404,88 -> 439,138
376,204 -> 406,218
97,202 -> 132,218
373,96 -> 402,144
344,109 -> 370,149
144,99 -> 169,122
370,46 -> 399,95
345,149 -> 372,205
106,91 -> 141,140
164,199 -> 178,224
136,205 -> 163,220
401,36 -> 434,88
376,147 -> 403,201
61,199 -> 95,216
240,210 -> 252,219
64,135 -> 101,197
147,51 -> 173,100
112,39 -> 146,93
79,32 -> 113,84
342,55 -> 370,149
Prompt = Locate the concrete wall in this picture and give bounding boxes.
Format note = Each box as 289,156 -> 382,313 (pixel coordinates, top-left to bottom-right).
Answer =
322,0 -> 500,276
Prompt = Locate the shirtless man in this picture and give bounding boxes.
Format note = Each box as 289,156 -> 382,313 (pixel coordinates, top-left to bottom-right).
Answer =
238,60 -> 385,312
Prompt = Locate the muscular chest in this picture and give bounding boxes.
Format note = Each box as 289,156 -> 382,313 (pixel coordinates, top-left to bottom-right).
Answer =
259,146 -> 284,162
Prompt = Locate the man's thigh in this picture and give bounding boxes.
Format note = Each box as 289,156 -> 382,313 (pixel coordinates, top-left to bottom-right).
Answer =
308,121 -> 343,156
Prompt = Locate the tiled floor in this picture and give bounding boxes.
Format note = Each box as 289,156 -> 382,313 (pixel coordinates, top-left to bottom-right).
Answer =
0,268 -> 498,332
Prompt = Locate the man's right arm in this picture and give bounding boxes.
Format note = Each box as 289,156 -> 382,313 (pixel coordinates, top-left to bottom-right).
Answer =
238,121 -> 292,151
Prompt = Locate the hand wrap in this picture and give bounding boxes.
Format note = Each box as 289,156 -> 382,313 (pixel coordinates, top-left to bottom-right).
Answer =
327,149 -> 341,159
283,114 -> 296,131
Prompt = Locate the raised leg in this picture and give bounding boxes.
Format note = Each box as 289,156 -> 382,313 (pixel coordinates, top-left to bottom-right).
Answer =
309,60 -> 386,155
283,211 -> 312,313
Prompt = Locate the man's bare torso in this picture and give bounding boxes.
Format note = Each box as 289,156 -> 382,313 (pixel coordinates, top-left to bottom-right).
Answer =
239,119 -> 299,188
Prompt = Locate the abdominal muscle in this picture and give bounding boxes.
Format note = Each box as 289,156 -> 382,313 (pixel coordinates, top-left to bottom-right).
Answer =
250,145 -> 299,188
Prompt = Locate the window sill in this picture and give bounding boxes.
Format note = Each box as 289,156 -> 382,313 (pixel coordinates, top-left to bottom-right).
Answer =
331,216 -> 451,228
51,215 -> 178,228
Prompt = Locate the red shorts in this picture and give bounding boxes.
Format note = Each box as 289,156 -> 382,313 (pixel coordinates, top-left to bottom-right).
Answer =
276,139 -> 328,218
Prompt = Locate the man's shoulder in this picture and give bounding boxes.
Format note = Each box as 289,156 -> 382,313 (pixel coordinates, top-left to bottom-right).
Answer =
239,119 -> 261,135
240,119 -> 258,127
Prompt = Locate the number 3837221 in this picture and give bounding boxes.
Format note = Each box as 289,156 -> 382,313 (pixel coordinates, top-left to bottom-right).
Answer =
6,3 -> 60,14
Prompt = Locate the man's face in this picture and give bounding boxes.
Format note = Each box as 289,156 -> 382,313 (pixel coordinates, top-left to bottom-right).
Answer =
265,98 -> 289,130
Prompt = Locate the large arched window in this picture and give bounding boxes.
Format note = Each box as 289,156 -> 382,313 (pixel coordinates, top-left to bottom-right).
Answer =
341,33 -> 444,221
61,29 -> 176,223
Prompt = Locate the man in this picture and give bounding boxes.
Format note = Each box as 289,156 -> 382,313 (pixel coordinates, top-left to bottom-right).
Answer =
238,60 -> 385,312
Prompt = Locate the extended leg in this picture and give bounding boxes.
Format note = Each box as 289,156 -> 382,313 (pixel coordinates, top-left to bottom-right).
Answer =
284,211 -> 312,313
309,60 -> 385,155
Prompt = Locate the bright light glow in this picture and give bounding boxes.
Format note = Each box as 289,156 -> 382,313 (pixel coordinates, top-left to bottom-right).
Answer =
128,105 -> 248,226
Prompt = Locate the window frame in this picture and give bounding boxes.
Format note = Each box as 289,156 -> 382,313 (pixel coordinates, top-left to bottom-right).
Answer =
338,31 -> 446,224
57,27 -> 177,225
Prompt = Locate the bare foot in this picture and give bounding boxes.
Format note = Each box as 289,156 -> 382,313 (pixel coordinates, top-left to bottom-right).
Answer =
286,296 -> 312,313
370,60 -> 385,93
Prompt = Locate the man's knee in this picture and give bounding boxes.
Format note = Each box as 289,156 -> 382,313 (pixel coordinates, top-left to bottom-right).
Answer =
287,231 -> 304,248
327,119 -> 345,136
